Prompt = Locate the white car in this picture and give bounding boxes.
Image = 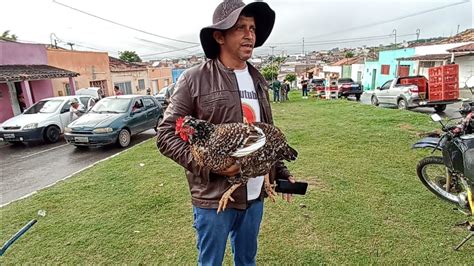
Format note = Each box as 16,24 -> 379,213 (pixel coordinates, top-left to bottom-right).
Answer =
0,95 -> 93,144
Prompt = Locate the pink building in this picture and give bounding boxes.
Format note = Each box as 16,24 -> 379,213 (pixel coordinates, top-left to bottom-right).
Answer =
0,41 -> 78,123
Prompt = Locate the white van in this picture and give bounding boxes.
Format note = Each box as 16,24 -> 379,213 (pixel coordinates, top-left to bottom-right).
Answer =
0,95 -> 93,144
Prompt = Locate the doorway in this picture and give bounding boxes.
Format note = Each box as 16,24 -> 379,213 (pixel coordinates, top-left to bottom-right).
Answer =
371,69 -> 377,90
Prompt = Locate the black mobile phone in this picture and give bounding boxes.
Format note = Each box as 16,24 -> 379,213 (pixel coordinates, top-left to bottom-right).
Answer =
275,179 -> 308,195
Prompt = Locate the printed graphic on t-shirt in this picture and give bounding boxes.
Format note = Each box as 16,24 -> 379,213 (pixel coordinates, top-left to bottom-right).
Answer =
241,102 -> 257,124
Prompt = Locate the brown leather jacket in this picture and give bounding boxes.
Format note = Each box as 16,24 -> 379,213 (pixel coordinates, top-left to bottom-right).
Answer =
156,59 -> 292,210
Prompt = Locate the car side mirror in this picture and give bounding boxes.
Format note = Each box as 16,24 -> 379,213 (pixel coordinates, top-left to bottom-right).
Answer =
376,87 -> 381,90
431,114 -> 442,122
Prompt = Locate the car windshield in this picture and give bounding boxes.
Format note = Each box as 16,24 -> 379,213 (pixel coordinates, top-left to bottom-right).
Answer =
91,98 -> 131,113
157,87 -> 168,96
312,79 -> 324,85
338,78 -> 354,83
24,99 -> 63,114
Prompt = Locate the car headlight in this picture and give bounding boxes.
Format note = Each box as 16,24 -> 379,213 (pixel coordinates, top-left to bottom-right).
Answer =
93,127 -> 113,134
64,127 -> 72,133
23,123 -> 38,130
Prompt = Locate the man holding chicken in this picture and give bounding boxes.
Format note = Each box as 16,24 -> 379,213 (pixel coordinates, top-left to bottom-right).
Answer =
157,0 -> 296,264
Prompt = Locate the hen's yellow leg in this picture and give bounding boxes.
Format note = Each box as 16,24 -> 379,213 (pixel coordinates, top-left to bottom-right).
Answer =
217,183 -> 241,213
264,174 -> 277,203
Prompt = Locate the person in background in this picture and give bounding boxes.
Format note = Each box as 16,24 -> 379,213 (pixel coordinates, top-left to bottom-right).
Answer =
281,80 -> 289,102
272,79 -> 281,103
302,79 -> 308,99
114,85 -> 123,96
17,93 -> 27,113
69,98 -> 84,121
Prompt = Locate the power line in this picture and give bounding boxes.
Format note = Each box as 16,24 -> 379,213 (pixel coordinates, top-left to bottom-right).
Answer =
52,0 -> 199,45
267,33 -> 409,46
303,0 -> 469,41
262,33 -> 416,49
140,44 -> 201,58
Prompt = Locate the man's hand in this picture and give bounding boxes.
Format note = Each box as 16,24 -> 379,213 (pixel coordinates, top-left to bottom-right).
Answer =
216,163 -> 241,177
282,176 -> 296,203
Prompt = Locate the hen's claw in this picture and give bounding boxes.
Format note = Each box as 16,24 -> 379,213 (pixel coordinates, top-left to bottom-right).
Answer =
217,183 -> 241,213
264,174 -> 277,203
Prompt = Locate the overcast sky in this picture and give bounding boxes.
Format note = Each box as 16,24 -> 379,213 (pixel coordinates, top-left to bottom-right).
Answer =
1,0 -> 472,60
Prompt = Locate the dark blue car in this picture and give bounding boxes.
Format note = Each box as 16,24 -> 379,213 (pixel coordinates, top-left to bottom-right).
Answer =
64,95 -> 163,148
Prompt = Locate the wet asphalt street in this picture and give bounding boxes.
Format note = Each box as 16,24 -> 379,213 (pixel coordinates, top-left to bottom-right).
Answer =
0,129 -> 157,206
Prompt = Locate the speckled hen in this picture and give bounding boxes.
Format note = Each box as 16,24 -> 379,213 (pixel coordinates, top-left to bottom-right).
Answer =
175,116 -> 297,212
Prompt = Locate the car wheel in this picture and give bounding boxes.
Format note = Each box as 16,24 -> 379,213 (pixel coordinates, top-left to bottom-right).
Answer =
397,98 -> 408,110
44,126 -> 60,143
116,129 -> 131,148
154,116 -> 163,132
371,95 -> 379,106
434,104 -> 447,113
355,94 -> 361,101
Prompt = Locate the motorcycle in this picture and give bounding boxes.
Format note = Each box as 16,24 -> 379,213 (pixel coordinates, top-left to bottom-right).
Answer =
412,77 -> 474,250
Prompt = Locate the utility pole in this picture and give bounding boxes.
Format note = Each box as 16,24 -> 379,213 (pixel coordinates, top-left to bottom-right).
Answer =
302,37 -> 305,56
457,24 -> 460,34
416,29 -> 420,41
67,42 -> 74,50
392,29 -> 397,48
269,46 -> 276,82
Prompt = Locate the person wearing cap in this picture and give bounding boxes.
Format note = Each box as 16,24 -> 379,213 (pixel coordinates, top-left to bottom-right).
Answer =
157,1 -> 295,264
69,98 -> 84,121
114,85 -> 123,96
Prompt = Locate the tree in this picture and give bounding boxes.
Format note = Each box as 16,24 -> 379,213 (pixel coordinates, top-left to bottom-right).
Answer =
344,51 -> 354,58
1,30 -> 17,41
119,50 -> 142,63
261,65 -> 279,81
284,73 -> 296,83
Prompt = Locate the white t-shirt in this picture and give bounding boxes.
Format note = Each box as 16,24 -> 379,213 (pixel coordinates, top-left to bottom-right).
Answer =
234,66 -> 264,201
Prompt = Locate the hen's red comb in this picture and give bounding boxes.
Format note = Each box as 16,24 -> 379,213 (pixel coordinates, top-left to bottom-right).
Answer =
176,117 -> 185,132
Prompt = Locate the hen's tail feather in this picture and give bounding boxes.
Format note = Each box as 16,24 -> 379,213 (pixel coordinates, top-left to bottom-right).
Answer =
280,144 -> 298,161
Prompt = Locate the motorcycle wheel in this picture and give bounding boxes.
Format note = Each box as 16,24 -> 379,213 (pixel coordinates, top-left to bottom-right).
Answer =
416,156 -> 464,205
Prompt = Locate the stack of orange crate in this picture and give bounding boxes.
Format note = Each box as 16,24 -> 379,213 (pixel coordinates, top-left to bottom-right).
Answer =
400,77 -> 428,99
428,64 -> 459,102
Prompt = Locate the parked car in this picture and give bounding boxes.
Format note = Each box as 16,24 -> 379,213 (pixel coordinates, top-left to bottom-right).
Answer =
308,78 -> 325,92
154,83 -> 175,109
337,78 -> 363,100
0,95 -> 93,144
371,75 -> 460,112
64,95 -> 163,148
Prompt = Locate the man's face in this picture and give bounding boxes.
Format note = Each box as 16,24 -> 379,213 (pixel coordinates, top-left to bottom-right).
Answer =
218,16 -> 256,62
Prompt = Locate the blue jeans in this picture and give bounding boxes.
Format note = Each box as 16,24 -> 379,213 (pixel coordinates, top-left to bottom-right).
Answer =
273,91 -> 280,102
192,200 -> 264,266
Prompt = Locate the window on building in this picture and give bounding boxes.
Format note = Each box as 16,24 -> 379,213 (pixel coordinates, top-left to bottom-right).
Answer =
420,61 -> 436,68
115,81 -> 133,94
138,79 -> 145,91
381,65 -> 390,75
64,81 -> 79,96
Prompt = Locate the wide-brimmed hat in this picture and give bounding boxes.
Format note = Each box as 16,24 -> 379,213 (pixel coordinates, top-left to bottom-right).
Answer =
200,0 -> 275,59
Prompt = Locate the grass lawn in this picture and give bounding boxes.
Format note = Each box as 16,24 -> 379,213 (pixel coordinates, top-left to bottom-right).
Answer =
1,91 -> 472,264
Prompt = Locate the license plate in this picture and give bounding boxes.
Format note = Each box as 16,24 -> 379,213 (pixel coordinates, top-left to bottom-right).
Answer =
74,136 -> 89,143
4,133 -> 15,139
